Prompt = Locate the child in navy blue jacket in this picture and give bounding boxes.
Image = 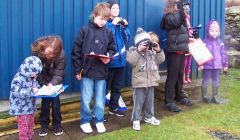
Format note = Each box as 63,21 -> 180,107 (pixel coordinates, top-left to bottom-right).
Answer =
105,0 -> 131,117
9,56 -> 42,140
71,2 -> 115,134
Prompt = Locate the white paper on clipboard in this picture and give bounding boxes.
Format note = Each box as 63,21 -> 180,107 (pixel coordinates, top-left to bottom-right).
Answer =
188,39 -> 213,66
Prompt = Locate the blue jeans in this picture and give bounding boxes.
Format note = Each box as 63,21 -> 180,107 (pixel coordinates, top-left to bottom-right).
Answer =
80,77 -> 106,125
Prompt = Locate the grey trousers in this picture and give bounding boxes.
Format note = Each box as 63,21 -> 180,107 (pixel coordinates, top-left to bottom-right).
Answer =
131,87 -> 154,121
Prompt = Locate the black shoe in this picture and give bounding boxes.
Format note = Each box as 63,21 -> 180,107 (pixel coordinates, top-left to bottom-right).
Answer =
39,127 -> 48,137
165,103 -> 181,112
178,98 -> 193,106
109,109 -> 125,117
53,127 -> 63,136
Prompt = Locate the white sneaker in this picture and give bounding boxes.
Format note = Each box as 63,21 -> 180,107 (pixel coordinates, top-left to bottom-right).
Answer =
80,123 -> 93,133
96,123 -> 106,133
144,117 -> 160,125
133,120 -> 141,131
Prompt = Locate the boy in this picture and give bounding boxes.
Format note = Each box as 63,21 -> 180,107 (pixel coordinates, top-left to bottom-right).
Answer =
105,0 -> 131,117
71,2 -> 115,133
127,28 -> 165,130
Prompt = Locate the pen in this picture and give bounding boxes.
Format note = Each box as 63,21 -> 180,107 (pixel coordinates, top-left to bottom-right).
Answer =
79,69 -> 83,76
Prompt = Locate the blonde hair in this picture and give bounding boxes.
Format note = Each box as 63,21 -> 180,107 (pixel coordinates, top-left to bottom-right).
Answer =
32,36 -> 62,61
92,2 -> 111,20
148,32 -> 160,43
164,0 -> 179,14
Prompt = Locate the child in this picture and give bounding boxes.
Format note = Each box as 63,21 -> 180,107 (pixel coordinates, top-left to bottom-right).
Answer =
71,2 -> 115,133
126,28 -> 165,131
200,20 -> 228,104
32,35 -> 66,136
9,56 -> 43,140
183,3 -> 194,84
105,0 -> 131,117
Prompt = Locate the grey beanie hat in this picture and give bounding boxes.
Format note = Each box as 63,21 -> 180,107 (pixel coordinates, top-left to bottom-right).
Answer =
134,28 -> 151,46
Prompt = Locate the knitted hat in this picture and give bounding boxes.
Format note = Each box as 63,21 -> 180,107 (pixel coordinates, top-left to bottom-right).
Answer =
134,28 -> 151,47
106,0 -> 119,8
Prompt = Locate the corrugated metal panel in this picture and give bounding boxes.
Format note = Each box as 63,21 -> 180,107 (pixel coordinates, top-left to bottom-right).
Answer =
0,0 -> 225,99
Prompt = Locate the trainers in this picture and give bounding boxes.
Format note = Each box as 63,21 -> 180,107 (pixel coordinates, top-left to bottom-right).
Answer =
39,127 -> 48,137
95,123 -> 106,133
109,109 -> 125,117
144,117 -> 160,125
80,123 -> 93,133
53,127 -> 63,136
133,120 -> 141,131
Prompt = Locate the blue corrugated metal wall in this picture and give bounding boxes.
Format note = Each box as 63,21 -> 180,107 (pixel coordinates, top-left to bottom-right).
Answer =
0,0 -> 225,99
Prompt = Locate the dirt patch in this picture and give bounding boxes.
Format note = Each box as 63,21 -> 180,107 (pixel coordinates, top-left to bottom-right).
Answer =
208,130 -> 240,140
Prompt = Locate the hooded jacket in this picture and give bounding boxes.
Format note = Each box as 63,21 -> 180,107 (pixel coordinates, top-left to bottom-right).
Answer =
160,11 -> 189,53
71,21 -> 116,79
126,47 -> 165,88
9,56 -> 42,116
105,19 -> 131,68
203,20 -> 228,69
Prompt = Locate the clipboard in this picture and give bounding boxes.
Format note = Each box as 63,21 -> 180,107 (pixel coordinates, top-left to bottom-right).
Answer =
188,39 -> 214,66
85,54 -> 113,60
34,85 -> 69,98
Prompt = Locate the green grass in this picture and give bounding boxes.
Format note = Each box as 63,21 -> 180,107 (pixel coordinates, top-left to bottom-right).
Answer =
85,68 -> 240,140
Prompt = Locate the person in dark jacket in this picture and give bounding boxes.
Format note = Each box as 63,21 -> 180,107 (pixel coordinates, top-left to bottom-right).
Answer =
31,35 -> 66,136
200,20 -> 228,104
105,0 -> 131,117
160,0 -> 192,112
9,56 -> 42,140
71,2 -> 115,134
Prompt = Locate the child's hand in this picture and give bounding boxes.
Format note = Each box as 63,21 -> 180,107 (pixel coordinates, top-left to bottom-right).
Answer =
122,19 -> 128,26
112,17 -> 122,25
99,53 -> 111,64
198,65 -> 203,71
33,88 -> 39,94
138,44 -> 147,52
76,74 -> 82,80
223,67 -> 228,71
152,42 -> 161,52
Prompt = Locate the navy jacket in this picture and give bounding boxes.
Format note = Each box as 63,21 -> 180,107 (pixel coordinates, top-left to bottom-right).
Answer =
72,21 -> 116,79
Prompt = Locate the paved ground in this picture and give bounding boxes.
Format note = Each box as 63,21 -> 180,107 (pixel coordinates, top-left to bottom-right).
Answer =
0,91 -> 201,140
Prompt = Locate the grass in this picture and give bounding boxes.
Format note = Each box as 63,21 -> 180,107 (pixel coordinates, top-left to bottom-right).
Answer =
85,68 -> 240,140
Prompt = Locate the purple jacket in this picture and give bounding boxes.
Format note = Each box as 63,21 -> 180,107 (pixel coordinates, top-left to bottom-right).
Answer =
203,20 -> 228,69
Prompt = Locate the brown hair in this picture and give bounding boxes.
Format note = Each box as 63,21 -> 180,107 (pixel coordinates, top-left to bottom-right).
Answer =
32,35 -> 62,61
92,2 -> 111,20
148,32 -> 160,43
164,0 -> 179,14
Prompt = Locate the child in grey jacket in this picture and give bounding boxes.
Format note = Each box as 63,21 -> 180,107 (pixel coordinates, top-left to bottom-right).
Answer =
126,28 -> 165,131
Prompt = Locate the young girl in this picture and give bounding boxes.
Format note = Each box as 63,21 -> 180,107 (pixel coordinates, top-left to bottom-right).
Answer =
183,3 -> 194,84
127,28 -> 165,131
32,35 -> 66,136
71,2 -> 115,133
105,0 -> 131,117
201,20 -> 228,104
9,56 -> 43,140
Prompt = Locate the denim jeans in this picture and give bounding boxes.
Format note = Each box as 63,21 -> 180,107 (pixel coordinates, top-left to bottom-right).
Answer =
80,77 -> 106,125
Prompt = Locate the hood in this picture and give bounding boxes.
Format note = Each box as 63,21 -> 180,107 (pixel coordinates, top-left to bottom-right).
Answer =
205,19 -> 220,40
18,56 -> 43,77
